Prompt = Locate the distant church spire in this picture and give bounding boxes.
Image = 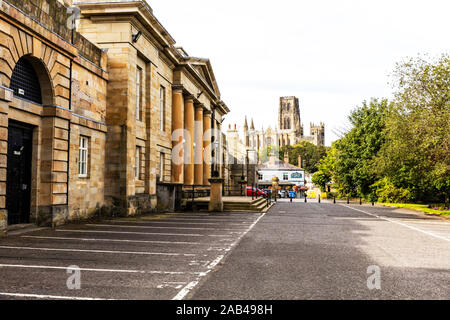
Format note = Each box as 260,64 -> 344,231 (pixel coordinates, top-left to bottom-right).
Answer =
244,116 -> 249,147
250,118 -> 255,130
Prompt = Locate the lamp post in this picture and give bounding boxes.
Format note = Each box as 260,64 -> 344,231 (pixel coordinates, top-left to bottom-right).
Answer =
211,140 -> 220,178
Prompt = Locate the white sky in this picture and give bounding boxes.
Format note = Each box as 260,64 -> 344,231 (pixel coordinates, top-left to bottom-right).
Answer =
148,0 -> 449,146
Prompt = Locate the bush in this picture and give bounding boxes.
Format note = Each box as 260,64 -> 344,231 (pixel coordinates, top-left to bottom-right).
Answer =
372,177 -> 411,203
327,192 -> 338,199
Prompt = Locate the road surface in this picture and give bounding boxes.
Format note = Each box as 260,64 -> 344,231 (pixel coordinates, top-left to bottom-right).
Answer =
0,202 -> 448,300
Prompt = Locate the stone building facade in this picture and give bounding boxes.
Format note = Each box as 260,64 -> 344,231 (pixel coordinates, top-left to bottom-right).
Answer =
0,0 -> 229,236
242,96 -> 325,152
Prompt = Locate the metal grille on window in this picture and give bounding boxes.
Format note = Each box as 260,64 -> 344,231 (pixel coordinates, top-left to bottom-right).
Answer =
10,58 -> 42,104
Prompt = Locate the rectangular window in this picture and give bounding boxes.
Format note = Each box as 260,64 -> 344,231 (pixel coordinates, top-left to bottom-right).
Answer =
258,173 -> 263,180
160,86 -> 166,131
160,152 -> 165,182
135,146 -> 141,180
78,136 -> 89,177
136,66 -> 142,121
283,173 -> 289,181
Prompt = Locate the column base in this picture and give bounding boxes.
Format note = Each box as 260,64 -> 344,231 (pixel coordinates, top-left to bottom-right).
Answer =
0,209 -> 7,237
37,205 -> 69,228
208,178 -> 224,212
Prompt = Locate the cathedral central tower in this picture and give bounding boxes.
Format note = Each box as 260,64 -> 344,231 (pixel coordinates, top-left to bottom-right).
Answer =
278,97 -> 303,145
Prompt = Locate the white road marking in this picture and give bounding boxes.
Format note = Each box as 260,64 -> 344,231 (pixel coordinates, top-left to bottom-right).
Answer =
160,215 -> 257,220
56,229 -> 232,238
206,255 -> 225,270
341,205 -> 450,243
0,246 -> 196,257
56,230 -> 204,237
188,260 -> 211,267
157,282 -> 187,290
172,281 -> 200,301
104,220 -> 248,226
402,220 -> 450,226
0,292 -> 114,301
0,264 -> 204,275
21,236 -> 204,245
172,210 -> 269,300
88,224 -> 246,231
145,218 -> 253,223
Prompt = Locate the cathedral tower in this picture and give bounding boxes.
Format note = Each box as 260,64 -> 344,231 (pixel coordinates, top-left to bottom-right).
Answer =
310,123 -> 325,146
278,96 -> 303,145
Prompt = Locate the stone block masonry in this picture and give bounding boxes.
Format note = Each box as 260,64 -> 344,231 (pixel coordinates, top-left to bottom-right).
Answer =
0,0 -> 230,235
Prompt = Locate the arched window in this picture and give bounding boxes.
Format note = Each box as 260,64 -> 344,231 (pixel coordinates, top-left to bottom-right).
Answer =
284,118 -> 291,130
10,57 -> 43,104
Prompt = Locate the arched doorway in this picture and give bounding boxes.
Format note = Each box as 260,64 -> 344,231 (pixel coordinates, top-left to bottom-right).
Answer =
6,56 -> 53,225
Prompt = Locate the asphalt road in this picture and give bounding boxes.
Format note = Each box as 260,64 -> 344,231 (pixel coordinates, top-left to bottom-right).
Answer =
0,211 -> 263,300
0,202 -> 449,300
190,202 -> 450,300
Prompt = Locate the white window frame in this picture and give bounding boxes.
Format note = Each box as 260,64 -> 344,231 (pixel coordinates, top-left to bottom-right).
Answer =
78,136 -> 89,178
160,86 -> 166,131
135,146 -> 141,180
136,66 -> 142,121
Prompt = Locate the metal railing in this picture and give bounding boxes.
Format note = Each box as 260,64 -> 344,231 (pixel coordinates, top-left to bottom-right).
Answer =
182,185 -> 211,200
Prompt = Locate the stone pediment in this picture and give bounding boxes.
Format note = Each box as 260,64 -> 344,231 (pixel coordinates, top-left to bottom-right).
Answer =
186,57 -> 221,98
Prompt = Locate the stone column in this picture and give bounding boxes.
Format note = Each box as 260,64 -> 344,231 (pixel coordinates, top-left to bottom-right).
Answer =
0,86 -> 12,237
171,89 -> 184,184
184,96 -> 195,186
194,105 -> 204,185
203,110 -> 212,186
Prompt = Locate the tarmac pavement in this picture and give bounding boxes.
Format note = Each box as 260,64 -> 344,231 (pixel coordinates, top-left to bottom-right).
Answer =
190,202 -> 450,300
0,202 -> 449,300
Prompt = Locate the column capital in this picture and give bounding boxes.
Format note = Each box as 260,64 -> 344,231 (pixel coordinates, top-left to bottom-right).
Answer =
194,102 -> 205,110
184,94 -> 195,102
172,85 -> 184,94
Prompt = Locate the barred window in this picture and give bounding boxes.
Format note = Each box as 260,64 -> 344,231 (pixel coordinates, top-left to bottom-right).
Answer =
10,58 -> 42,104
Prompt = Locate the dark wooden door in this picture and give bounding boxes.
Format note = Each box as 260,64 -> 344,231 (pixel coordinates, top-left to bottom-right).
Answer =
6,122 -> 33,225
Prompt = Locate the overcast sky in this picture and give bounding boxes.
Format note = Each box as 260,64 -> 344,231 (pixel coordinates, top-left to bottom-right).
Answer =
149,0 -> 449,146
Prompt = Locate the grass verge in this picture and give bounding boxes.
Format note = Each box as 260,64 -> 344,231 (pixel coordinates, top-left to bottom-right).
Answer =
378,203 -> 450,217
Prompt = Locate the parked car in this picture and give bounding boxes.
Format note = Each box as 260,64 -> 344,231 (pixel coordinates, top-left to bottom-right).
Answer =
278,190 -> 287,198
246,187 -> 267,198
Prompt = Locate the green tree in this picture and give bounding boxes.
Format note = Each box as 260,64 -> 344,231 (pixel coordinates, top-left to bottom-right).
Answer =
332,99 -> 389,198
312,144 -> 338,192
378,54 -> 450,204
279,141 -> 328,173
258,145 -> 279,164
